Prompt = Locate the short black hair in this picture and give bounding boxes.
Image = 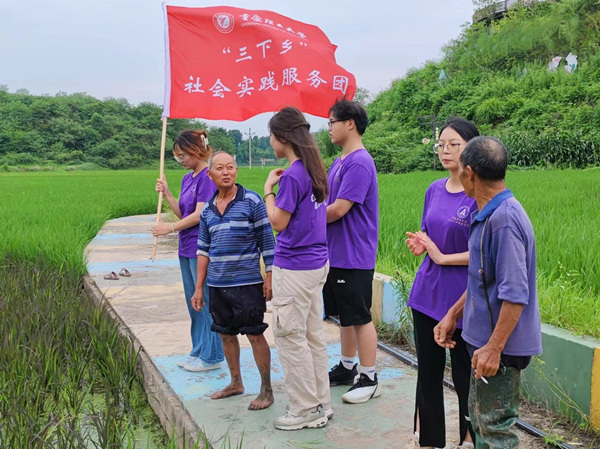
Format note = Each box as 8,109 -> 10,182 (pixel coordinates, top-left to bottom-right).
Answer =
460,136 -> 508,181
328,99 -> 369,135
440,117 -> 480,142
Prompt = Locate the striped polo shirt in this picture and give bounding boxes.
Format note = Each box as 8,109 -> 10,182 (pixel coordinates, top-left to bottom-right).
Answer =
197,184 -> 275,288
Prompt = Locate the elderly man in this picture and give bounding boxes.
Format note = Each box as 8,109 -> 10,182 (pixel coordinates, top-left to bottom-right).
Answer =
191,151 -> 275,410
434,136 -> 542,448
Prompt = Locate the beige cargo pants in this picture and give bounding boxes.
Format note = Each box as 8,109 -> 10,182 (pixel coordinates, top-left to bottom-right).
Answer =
271,263 -> 331,416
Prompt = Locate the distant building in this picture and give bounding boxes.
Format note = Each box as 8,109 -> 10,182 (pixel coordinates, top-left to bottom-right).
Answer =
473,0 -> 550,23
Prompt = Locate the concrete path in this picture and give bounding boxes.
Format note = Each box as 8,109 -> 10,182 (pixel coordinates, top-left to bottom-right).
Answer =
85,214 -> 539,449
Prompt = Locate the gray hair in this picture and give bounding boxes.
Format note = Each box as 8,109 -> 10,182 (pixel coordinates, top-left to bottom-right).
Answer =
460,136 -> 508,181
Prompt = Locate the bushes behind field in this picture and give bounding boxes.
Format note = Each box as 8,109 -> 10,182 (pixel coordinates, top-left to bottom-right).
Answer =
327,0 -> 600,173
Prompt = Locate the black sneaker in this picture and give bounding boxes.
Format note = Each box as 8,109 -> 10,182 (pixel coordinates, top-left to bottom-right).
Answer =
328,362 -> 358,386
341,373 -> 381,404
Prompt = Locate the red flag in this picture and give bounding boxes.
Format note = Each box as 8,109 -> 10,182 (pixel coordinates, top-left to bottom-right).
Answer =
162,5 -> 356,120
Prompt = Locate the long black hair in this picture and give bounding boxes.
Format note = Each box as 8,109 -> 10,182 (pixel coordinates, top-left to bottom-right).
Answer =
269,107 -> 328,203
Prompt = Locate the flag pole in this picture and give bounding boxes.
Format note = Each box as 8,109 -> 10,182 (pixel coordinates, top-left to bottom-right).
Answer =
151,116 -> 169,260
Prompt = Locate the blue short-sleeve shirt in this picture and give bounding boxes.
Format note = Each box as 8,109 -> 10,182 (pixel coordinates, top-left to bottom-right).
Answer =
462,189 -> 543,357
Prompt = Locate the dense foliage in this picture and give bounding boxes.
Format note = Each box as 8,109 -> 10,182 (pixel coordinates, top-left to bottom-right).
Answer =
359,0 -> 600,173
0,88 -> 276,170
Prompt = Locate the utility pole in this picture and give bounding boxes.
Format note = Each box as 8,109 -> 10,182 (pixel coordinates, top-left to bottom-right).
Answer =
244,128 -> 255,169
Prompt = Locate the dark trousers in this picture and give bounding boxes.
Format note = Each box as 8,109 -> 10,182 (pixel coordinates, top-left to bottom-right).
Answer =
412,309 -> 475,448
469,366 -> 521,448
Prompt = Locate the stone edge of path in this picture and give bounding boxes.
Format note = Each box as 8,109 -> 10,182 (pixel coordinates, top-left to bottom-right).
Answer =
83,274 -> 206,449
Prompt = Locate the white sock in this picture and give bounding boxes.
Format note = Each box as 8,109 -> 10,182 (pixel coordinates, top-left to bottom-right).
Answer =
359,365 -> 376,381
340,357 -> 355,370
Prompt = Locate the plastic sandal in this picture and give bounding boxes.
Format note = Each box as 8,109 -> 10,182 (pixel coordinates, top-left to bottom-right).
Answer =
104,271 -> 119,280
119,268 -> 131,277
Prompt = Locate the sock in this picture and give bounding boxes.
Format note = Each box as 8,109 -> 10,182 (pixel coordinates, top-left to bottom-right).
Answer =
360,365 -> 376,381
340,357 -> 355,370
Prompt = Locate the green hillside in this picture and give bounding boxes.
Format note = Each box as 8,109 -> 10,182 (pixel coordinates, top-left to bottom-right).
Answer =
361,0 -> 600,172
0,90 -> 276,171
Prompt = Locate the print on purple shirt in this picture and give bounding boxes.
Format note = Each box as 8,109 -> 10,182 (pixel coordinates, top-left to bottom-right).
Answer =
178,168 -> 217,258
326,149 -> 379,269
274,160 -> 328,270
407,178 -> 477,326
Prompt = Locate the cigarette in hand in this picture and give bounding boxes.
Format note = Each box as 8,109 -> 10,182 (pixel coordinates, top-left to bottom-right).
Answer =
480,376 -> 489,384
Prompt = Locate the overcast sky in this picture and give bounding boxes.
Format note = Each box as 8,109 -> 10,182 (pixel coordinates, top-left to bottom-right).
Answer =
1,0 -> 475,136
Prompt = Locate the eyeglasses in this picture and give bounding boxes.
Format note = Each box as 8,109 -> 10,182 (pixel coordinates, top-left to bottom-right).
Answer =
433,142 -> 464,153
327,118 -> 344,128
173,152 -> 190,163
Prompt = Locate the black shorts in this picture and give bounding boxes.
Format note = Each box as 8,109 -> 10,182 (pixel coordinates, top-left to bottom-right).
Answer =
209,284 -> 268,336
323,267 -> 374,327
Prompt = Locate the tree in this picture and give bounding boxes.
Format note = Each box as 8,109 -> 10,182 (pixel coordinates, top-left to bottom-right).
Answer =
228,129 -> 243,151
207,126 -> 234,153
354,87 -> 373,106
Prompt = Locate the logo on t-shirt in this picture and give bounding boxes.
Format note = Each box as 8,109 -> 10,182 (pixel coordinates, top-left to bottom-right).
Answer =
457,206 -> 470,219
311,194 -> 326,210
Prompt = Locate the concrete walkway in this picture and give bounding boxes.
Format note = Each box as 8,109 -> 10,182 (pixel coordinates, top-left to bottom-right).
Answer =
85,214 -> 539,449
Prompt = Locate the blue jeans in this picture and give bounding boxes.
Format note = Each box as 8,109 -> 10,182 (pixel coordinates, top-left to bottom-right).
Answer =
179,256 -> 224,364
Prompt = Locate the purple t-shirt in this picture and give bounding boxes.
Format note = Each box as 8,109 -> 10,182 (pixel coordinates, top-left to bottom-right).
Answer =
407,178 -> 477,326
274,159 -> 328,270
463,190 -> 542,357
326,149 -> 379,270
178,168 -> 216,258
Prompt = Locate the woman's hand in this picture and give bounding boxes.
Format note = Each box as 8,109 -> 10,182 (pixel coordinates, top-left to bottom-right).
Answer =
264,168 -> 285,195
156,175 -> 170,196
405,231 -> 426,256
414,231 -> 447,265
152,216 -> 174,237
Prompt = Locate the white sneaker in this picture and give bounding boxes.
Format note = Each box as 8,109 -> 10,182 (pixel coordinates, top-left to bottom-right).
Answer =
274,407 -> 328,431
341,373 -> 381,404
177,356 -> 198,368
182,359 -> 221,372
286,404 -> 333,419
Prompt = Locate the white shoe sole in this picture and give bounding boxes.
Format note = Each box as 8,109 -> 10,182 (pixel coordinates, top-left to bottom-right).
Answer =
341,384 -> 382,404
182,362 -> 221,372
274,416 -> 328,431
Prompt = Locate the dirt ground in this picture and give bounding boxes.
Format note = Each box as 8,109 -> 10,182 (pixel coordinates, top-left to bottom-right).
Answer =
378,336 -> 599,449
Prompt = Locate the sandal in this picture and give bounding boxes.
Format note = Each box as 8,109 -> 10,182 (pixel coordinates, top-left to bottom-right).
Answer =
119,268 -> 131,277
104,271 -> 119,280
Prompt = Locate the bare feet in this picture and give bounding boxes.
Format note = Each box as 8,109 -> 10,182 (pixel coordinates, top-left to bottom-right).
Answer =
211,382 -> 244,400
248,385 -> 274,410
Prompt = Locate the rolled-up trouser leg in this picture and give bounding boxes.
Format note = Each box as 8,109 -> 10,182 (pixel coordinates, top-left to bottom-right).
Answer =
468,366 -> 520,449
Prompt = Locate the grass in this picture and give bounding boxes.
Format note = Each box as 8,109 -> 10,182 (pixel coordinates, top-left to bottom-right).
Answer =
1,166 -> 599,446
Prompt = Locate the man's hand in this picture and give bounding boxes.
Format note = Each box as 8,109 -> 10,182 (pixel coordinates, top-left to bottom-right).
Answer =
472,342 -> 502,378
191,289 -> 205,311
263,271 -> 273,302
434,313 -> 458,349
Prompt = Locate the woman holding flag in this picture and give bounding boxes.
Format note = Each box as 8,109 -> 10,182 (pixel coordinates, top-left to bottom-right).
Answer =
152,130 -> 224,372
263,107 -> 332,431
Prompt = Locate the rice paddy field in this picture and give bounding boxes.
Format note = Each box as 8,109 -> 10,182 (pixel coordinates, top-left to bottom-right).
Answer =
1,167 -> 599,446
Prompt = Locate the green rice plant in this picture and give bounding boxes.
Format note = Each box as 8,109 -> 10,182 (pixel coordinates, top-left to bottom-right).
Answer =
1,166 -> 599,447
